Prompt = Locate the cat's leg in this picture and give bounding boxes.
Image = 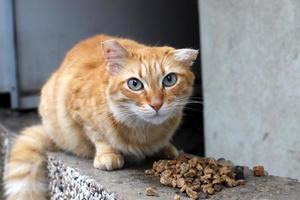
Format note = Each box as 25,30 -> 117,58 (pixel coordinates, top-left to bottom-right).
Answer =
158,143 -> 179,159
93,140 -> 124,170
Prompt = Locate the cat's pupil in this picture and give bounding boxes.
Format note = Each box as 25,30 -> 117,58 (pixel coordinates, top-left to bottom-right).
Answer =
133,80 -> 138,86
167,75 -> 172,82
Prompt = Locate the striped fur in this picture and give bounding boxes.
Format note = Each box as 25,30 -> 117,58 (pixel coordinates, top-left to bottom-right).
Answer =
4,126 -> 55,200
4,34 -> 197,199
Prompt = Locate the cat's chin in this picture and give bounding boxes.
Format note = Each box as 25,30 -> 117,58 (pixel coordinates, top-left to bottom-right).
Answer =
139,114 -> 170,125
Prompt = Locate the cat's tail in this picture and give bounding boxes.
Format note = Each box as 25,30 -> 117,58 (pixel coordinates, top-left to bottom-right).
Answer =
3,125 -> 55,200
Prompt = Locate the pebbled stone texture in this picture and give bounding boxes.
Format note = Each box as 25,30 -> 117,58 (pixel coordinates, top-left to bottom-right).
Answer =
48,155 -> 116,200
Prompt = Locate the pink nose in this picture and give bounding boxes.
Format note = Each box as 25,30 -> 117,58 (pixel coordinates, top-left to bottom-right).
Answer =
149,98 -> 163,111
150,103 -> 162,111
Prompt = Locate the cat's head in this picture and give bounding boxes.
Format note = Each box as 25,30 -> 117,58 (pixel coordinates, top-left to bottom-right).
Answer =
102,40 -> 197,126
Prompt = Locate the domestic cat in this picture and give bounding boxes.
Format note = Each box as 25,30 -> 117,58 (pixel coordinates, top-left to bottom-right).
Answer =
4,34 -> 198,200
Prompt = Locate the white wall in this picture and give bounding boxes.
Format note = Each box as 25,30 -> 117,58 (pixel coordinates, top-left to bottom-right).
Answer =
200,0 -> 300,178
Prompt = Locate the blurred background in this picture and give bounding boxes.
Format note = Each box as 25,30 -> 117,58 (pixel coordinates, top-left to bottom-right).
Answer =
0,0 -> 300,179
0,0 -> 204,156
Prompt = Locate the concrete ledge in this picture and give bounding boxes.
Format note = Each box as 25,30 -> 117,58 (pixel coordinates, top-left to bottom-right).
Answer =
47,152 -> 300,200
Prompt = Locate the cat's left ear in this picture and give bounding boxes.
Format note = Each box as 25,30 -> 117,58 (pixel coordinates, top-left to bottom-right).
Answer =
171,49 -> 198,66
102,40 -> 129,75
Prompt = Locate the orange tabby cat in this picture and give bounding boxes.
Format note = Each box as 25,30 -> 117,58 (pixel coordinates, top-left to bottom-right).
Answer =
4,34 -> 197,200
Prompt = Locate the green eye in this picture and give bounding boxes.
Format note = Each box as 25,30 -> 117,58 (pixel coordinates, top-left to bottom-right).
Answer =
127,78 -> 144,91
162,73 -> 177,87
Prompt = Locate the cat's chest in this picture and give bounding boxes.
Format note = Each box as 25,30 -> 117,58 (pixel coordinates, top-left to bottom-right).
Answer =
114,126 -> 172,150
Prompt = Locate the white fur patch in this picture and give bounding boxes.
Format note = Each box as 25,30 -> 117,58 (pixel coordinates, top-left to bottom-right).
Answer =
172,48 -> 198,65
132,104 -> 173,125
6,163 -> 31,177
5,179 -> 46,197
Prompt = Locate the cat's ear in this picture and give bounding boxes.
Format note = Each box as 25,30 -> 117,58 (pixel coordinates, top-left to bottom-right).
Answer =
171,48 -> 198,66
102,40 -> 129,75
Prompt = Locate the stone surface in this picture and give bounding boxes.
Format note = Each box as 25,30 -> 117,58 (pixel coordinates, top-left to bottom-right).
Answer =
0,109 -> 39,132
48,152 -> 300,200
199,0 -> 300,179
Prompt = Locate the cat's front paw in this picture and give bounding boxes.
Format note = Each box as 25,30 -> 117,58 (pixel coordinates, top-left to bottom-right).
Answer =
159,144 -> 179,159
93,153 -> 124,170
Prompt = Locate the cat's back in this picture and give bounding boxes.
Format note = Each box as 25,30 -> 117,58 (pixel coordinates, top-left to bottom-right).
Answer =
62,34 -> 143,68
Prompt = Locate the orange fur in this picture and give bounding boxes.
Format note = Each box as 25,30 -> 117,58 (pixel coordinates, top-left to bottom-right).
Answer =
4,34 -> 198,199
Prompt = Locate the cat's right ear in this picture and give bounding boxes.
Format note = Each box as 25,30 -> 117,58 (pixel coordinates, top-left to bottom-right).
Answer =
102,40 -> 129,75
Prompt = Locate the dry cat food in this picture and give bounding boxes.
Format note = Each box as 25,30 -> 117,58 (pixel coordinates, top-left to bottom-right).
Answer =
145,154 -> 246,199
145,186 -> 159,197
253,165 -> 265,177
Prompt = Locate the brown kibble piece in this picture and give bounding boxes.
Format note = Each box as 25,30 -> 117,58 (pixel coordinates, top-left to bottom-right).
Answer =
160,176 -> 172,186
200,174 -> 212,182
188,157 -> 198,167
208,158 -> 217,164
145,169 -> 154,175
212,178 -> 221,185
145,187 -> 159,197
176,174 -> 183,179
219,166 -> 231,175
224,177 -> 237,187
236,179 -> 246,185
156,160 -> 168,172
196,163 -> 203,171
204,166 -> 214,174
185,177 -> 194,184
253,165 -> 265,176
186,187 -> 198,199
161,169 -> 172,177
173,193 -> 181,200
184,169 -> 197,178
180,184 -> 187,193
206,187 -> 215,194
212,174 -> 221,184
176,178 -> 185,188
202,183 -> 214,194
190,184 -> 201,191
172,179 -> 177,188
180,162 -> 190,174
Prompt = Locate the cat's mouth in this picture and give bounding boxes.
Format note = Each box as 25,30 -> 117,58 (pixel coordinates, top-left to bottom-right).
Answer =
140,112 -> 170,125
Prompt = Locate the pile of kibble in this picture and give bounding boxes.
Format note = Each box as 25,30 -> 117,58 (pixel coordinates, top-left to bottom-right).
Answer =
145,154 -> 247,199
